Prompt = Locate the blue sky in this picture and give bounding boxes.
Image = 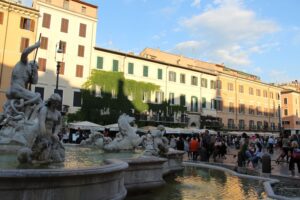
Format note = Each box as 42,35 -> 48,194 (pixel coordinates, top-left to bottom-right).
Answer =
23,0 -> 300,83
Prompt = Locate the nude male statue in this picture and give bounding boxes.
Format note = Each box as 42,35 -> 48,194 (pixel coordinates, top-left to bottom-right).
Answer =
6,41 -> 41,104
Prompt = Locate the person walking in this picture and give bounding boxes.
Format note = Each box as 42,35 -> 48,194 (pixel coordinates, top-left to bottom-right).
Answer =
288,141 -> 300,176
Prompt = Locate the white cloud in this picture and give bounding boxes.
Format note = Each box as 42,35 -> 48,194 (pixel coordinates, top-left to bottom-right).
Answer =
191,0 -> 201,8
177,0 -> 279,67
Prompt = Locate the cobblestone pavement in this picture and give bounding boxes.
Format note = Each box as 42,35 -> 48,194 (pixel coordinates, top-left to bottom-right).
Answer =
183,146 -> 300,179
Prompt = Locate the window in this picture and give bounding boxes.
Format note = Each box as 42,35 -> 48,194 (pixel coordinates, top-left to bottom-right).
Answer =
155,91 -> 164,103
142,92 -> 151,102
81,6 -> 86,14
180,95 -> 186,106
78,45 -> 85,57
113,60 -> 119,71
256,89 -> 261,96
229,102 -> 234,113
263,90 -> 268,98
79,23 -> 86,37
201,78 -> 207,88
276,93 -> 280,100
249,105 -> 254,115
76,65 -> 83,77
20,37 -> 29,52
63,0 -> 69,9
257,121 -> 262,130
42,13 -> 51,28
216,80 -> 222,89
20,17 -> 35,31
40,37 -> 48,50
35,87 -> 44,100
284,98 -> 288,104
284,109 -> 288,116
38,58 -> 46,72
239,120 -> 245,129
59,62 -> 65,75
202,97 -> 206,108
0,12 -> 3,25
239,85 -> 244,93
239,103 -> 245,114
269,92 -> 274,99
180,74 -> 185,83
228,119 -> 235,129
157,69 -> 162,79
169,71 -> 176,82
210,80 -> 216,89
97,57 -> 103,69
191,96 -> 198,112
191,76 -> 198,86
169,93 -> 175,105
249,87 -> 254,95
215,100 -> 223,111
59,41 -> 66,53
143,65 -> 148,77
128,63 -> 134,74
73,91 -> 82,107
249,120 -> 254,129
227,83 -> 234,91
60,18 -> 69,33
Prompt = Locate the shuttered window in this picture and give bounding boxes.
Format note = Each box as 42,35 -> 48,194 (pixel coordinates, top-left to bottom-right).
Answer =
42,13 -> 51,28
157,69 -> 162,80
59,62 -> 65,75
20,37 -> 29,52
143,65 -> 148,77
35,87 -> 44,100
97,57 -> 103,69
78,45 -> 84,57
79,23 -> 86,37
76,65 -> 83,77
40,37 -> 48,50
0,12 -> 3,25
73,91 -> 82,107
112,60 -> 119,72
20,17 -> 35,31
61,18 -> 69,33
128,63 -> 134,74
38,58 -> 46,72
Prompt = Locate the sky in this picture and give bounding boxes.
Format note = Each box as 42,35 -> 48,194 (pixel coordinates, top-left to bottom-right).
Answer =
22,0 -> 300,83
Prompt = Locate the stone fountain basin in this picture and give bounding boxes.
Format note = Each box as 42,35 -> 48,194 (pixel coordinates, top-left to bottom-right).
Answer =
0,159 -> 128,200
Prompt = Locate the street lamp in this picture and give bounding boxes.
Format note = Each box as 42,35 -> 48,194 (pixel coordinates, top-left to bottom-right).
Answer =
55,41 -> 64,93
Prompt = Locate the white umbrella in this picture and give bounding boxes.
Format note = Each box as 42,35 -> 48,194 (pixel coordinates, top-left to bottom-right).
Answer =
68,121 -> 104,131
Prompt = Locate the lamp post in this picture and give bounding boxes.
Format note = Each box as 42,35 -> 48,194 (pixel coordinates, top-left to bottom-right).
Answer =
55,41 -> 63,94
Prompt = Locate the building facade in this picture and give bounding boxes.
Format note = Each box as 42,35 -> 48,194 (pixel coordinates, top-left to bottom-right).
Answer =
280,81 -> 300,134
140,48 -> 282,131
92,47 -> 219,127
32,0 -> 97,113
0,0 -> 39,110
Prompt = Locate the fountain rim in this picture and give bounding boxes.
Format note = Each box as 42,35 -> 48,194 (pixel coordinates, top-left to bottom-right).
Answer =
0,159 -> 128,178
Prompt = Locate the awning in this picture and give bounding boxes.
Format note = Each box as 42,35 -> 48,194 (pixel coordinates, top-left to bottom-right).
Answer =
68,121 -> 104,131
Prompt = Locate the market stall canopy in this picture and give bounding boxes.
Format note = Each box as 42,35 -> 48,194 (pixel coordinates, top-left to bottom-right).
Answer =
68,121 -> 104,131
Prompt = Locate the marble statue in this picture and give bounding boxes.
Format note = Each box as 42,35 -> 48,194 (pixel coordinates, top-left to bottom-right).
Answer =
142,125 -> 169,156
103,113 -> 144,151
0,40 -> 65,164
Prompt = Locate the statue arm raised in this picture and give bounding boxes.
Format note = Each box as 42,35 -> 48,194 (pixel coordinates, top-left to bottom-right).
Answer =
20,41 -> 41,64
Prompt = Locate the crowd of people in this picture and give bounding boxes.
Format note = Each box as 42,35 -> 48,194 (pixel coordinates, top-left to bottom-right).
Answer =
167,131 -> 300,176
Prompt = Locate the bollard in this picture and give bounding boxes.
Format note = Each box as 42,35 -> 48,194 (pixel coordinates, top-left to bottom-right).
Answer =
261,153 -> 271,173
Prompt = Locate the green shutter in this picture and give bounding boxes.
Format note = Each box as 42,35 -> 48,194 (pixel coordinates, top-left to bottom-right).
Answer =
128,63 -> 134,74
191,96 -> 198,112
143,66 -> 148,77
97,56 -> 103,69
113,60 -> 119,71
180,95 -> 186,106
158,69 -> 162,80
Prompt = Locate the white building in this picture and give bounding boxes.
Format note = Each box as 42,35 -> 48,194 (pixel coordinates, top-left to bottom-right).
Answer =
32,0 -> 97,113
